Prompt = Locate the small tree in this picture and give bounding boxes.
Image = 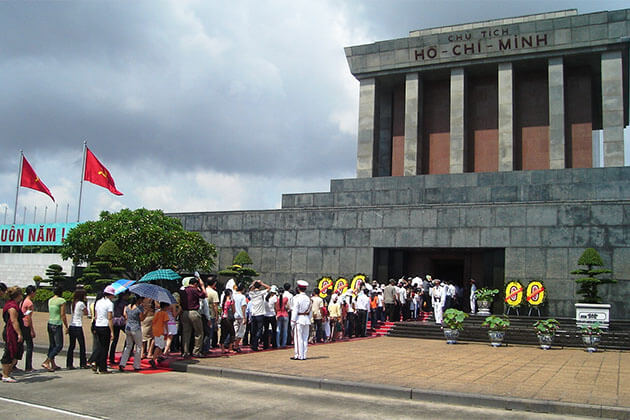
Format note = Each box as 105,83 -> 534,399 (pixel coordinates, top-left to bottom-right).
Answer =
218,250 -> 259,288
45,264 -> 66,289
571,248 -> 615,304
79,240 -> 125,292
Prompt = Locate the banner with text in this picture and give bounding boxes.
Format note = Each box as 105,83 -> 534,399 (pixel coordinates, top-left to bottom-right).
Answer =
0,223 -> 79,246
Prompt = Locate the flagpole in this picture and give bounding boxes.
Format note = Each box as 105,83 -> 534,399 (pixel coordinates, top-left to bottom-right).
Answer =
13,150 -> 23,224
77,141 -> 87,222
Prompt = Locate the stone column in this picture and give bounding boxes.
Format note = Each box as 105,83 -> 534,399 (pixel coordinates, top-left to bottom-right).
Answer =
498,63 -> 514,171
404,73 -> 420,176
357,78 -> 376,178
601,51 -> 625,167
548,57 -> 565,169
450,68 -> 465,173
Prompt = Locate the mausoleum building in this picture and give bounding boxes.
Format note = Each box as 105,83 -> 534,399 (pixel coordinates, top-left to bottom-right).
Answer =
170,9 -> 630,319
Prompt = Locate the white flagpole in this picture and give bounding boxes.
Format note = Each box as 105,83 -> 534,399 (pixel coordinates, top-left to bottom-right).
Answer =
13,150 -> 23,224
77,141 -> 87,222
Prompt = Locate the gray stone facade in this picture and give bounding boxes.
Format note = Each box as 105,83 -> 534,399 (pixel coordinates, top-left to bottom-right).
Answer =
170,167 -> 630,319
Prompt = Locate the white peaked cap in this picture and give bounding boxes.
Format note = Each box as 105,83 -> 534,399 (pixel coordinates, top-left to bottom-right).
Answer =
296,280 -> 309,287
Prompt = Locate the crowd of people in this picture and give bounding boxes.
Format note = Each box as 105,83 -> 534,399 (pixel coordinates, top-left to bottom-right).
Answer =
1,273 -> 477,382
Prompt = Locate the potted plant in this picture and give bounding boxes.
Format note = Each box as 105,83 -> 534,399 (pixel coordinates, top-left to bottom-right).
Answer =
482,315 -> 510,347
533,318 -> 560,350
442,308 -> 468,344
580,322 -> 602,353
571,248 -> 615,329
474,288 -> 499,316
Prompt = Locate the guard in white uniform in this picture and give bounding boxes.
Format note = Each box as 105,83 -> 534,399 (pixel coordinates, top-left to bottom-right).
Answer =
291,280 -> 312,360
430,279 -> 446,324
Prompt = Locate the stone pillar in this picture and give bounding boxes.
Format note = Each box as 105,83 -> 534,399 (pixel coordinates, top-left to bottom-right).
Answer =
601,51 -> 625,167
404,73 -> 420,176
450,68 -> 465,173
357,78 -> 376,178
548,57 -> 565,169
498,63 -> 514,171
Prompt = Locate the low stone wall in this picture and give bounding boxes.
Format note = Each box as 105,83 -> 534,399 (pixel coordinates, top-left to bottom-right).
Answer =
0,253 -> 75,288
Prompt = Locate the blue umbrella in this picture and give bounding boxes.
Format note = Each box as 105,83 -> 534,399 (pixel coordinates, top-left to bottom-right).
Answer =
138,269 -> 181,283
111,279 -> 136,295
129,283 -> 176,304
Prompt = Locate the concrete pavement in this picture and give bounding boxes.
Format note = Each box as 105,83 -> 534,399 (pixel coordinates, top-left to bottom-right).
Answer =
25,311 -> 630,418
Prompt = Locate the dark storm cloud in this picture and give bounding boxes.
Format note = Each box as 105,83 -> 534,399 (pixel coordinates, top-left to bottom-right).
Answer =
0,1 -> 356,179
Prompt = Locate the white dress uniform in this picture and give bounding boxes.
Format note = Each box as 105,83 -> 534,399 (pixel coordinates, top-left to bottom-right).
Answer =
430,283 -> 446,324
291,283 -> 312,360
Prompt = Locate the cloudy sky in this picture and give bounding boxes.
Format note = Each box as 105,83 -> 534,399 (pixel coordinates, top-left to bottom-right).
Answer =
1,0 -> 628,224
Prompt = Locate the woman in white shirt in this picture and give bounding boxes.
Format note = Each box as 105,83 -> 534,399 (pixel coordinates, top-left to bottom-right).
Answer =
263,287 -> 278,349
66,287 -> 88,369
91,285 -> 115,374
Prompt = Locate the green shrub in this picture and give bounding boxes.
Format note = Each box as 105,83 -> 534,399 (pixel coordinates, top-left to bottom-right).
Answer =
33,288 -> 54,302
62,291 -> 74,302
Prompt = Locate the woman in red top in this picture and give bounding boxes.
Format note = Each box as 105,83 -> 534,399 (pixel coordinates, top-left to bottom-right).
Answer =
219,289 -> 235,354
2,286 -> 25,382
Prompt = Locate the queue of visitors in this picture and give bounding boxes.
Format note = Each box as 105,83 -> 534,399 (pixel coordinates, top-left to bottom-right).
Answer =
1,273 -> 477,381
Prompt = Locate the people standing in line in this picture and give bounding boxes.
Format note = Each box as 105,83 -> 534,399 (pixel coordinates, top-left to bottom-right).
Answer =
150,302 -> 170,368
343,291 -> 356,338
108,291 -> 128,366
66,286 -> 88,369
355,289 -> 370,337
205,278 -> 220,350
263,285 -> 278,349
470,278 -> 477,314
219,289 -> 235,354
290,280 -> 312,361
231,283 -> 247,353
275,283 -> 291,348
163,298 -> 180,356
118,295 -> 146,372
383,279 -> 397,322
179,277 -> 206,358
42,286 -> 68,372
199,285 -> 212,355
282,283 -> 294,347
248,280 -> 271,351
92,285 -> 115,374
141,299 -> 155,359
369,291 -> 379,330
328,294 -> 341,341
430,279 -> 446,325
86,291 -> 103,369
20,285 -> 36,372
310,288 -> 324,343
1,286 -> 25,382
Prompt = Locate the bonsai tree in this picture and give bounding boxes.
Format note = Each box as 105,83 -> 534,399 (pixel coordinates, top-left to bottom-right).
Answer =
474,288 -> 499,302
218,250 -> 259,288
45,264 -> 66,289
79,240 -> 125,292
571,248 -> 615,304
443,308 -> 469,331
32,275 -> 43,288
482,315 -> 510,331
533,318 -> 560,336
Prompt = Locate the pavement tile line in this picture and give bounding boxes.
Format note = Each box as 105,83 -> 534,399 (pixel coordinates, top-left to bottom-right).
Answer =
169,361 -> 630,419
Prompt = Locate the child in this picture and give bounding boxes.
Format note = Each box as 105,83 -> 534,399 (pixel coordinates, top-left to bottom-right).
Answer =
150,302 -> 170,368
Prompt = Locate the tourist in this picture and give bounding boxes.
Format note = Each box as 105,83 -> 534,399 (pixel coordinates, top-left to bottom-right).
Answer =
281,283 -> 294,347
141,299 -> 155,359
263,285 -> 278,349
369,290 -> 379,330
150,301 -> 170,368
179,277 -> 206,358
42,286 -> 68,372
310,288 -> 324,343
355,288 -> 370,337
275,283 -> 290,348
163,298 -> 180,356
118,295 -> 146,372
205,277 -> 220,350
290,280 -> 311,360
20,285 -> 36,372
328,294 -> 341,341
343,291 -> 356,338
383,279 -> 397,322
232,283 -> 247,353
1,286 -> 25,382
248,280 -> 270,351
92,285 -> 115,374
219,288 -> 235,354
109,291 -> 129,366
66,286 -> 88,369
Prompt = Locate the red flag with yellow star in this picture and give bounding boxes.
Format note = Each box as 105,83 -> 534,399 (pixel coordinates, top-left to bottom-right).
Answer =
20,156 -> 55,201
84,147 -> 123,195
